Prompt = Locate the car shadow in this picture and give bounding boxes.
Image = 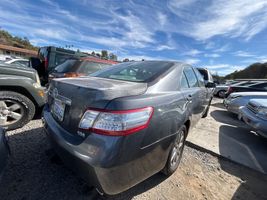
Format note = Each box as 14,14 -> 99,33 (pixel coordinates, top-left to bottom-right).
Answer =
0,126 -> 168,200
210,109 -> 245,127
218,125 -> 267,200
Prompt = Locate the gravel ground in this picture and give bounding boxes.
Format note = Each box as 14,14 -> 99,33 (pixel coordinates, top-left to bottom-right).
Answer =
1,119 -> 267,200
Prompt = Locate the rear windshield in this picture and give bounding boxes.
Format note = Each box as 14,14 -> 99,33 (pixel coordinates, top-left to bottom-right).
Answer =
54,59 -> 111,74
91,62 -> 173,82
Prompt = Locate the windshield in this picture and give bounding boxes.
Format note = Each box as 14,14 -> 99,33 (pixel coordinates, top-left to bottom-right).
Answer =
54,59 -> 111,74
91,61 -> 172,82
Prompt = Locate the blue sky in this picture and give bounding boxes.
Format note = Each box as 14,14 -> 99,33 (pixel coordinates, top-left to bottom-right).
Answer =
1,0 -> 267,75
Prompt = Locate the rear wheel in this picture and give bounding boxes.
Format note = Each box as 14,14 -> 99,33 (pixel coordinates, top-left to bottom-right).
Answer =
217,90 -> 226,98
0,91 -> 35,130
162,125 -> 187,176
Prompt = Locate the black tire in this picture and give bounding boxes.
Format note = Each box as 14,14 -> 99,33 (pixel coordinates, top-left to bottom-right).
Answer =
162,125 -> 187,176
217,90 -> 226,98
0,91 -> 35,130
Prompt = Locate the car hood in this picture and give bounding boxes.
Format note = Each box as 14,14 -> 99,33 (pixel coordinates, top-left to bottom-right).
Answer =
0,63 -> 37,80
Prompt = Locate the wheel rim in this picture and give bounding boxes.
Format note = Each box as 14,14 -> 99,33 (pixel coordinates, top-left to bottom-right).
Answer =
0,100 -> 23,126
170,130 -> 185,167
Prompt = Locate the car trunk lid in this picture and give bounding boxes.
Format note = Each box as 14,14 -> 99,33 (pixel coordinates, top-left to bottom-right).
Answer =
48,77 -> 147,134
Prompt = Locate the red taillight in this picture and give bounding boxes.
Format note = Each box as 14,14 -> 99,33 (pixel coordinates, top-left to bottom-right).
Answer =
44,58 -> 48,70
78,107 -> 154,136
227,86 -> 233,93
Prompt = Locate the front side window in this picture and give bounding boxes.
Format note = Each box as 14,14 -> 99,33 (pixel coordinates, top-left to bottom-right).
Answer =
194,69 -> 205,87
183,67 -> 199,88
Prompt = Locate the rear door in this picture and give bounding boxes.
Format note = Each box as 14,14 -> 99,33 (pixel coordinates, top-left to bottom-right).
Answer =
180,66 -> 203,127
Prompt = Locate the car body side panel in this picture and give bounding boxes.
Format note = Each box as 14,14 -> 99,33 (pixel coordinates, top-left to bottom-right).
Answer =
0,75 -> 46,107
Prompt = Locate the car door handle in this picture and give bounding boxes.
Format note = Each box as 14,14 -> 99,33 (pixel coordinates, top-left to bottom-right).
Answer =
186,95 -> 193,102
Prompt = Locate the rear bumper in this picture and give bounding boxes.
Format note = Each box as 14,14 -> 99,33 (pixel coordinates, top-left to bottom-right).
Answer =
224,99 -> 240,114
0,128 -> 9,179
240,107 -> 267,138
42,106 -> 168,195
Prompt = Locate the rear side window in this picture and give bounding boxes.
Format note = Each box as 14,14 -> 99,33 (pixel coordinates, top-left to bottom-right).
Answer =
55,53 -> 71,66
184,67 -> 199,87
54,59 -> 77,73
76,62 -> 110,74
91,62 -> 172,82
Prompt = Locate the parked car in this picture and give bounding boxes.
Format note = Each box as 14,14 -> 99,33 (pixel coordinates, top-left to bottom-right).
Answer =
224,92 -> 267,115
43,61 -> 213,195
196,68 -> 214,85
214,81 -> 261,98
0,63 -> 46,130
37,46 -> 86,84
0,127 -> 9,179
240,99 -> 267,138
196,67 -> 216,100
225,81 -> 267,97
48,57 -> 118,81
5,58 -> 29,68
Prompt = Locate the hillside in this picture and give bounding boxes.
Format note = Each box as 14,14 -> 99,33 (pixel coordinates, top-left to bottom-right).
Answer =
225,62 -> 267,79
0,29 -> 38,51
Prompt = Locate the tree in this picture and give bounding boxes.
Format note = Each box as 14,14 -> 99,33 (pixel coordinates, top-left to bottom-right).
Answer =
109,53 -> 118,61
91,51 -> 95,56
101,50 -> 108,59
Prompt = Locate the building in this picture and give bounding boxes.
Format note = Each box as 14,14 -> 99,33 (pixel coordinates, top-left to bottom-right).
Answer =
0,44 -> 38,58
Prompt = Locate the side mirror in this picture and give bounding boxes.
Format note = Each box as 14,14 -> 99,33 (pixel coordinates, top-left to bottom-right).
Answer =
205,82 -> 216,88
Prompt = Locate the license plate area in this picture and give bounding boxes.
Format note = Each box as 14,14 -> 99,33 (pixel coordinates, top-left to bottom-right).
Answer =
52,99 -> 66,122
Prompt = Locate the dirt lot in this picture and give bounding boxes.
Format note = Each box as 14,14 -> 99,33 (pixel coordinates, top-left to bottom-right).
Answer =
1,119 -> 267,200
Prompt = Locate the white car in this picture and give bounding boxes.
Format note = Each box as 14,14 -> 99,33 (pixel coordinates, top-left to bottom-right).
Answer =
5,59 -> 29,67
224,92 -> 267,115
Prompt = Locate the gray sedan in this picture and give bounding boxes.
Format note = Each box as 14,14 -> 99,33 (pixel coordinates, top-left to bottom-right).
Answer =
43,61 -> 212,195
224,92 -> 267,115
241,99 -> 267,138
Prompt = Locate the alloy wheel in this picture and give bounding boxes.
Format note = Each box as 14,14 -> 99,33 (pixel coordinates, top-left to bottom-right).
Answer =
0,100 -> 23,126
170,130 -> 185,167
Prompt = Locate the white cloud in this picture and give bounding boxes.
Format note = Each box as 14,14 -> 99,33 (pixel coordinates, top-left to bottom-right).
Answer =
184,58 -> 200,65
168,0 -> 267,41
204,53 -> 220,58
233,51 -> 255,57
155,45 -> 175,51
182,49 -> 202,56
157,12 -> 168,26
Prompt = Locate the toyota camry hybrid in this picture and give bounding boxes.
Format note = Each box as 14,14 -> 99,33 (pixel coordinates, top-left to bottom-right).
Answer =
43,61 -> 213,195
